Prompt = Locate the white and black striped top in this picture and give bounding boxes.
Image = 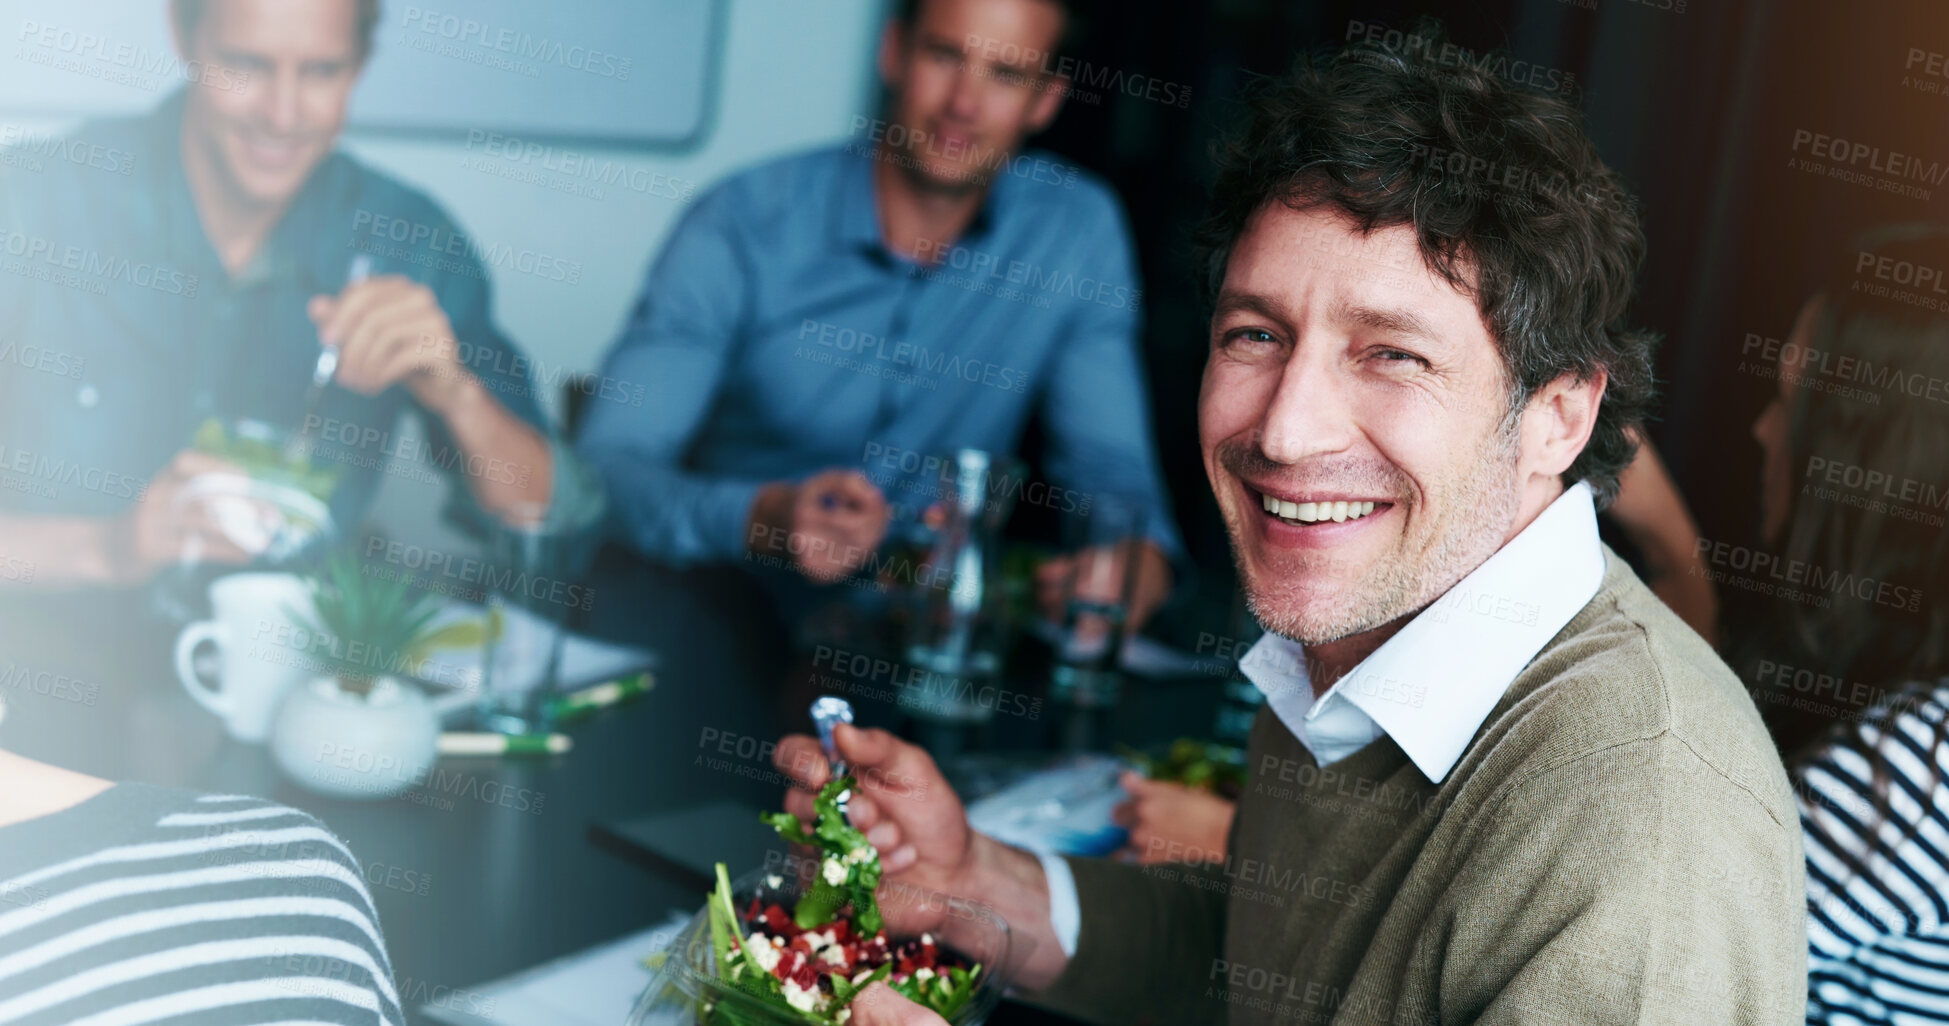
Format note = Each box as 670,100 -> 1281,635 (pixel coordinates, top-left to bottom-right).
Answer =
0,783 -> 403,1025
1800,683 -> 1949,1025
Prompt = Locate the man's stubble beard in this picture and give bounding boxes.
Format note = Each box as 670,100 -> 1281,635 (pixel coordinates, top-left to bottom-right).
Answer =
897,147 -> 994,196
1235,411 -> 1525,646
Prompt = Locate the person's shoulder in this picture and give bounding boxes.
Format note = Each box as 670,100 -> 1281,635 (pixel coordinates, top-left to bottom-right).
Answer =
700,143 -> 854,217
127,786 -> 359,862
321,150 -> 509,296
0,107 -> 164,223
324,149 -> 464,236
1484,552 -> 1795,828
1801,678 -> 1949,805
1003,148 -> 1124,229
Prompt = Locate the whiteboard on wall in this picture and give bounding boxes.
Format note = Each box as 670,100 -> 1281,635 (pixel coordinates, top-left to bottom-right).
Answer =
0,0 -> 722,148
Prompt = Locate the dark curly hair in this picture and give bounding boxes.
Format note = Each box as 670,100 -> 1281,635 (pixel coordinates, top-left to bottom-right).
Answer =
1192,27 -> 1657,508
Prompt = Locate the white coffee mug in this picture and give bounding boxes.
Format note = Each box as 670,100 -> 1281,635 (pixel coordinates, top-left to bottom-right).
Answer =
174,572 -> 315,743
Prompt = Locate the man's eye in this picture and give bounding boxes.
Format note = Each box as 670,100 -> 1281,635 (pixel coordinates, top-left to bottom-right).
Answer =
1226,328 -> 1277,346
1373,349 -> 1429,367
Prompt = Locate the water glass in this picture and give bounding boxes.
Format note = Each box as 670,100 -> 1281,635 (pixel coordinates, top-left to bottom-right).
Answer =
900,449 -> 1020,723
1048,494 -> 1147,709
476,504 -> 594,734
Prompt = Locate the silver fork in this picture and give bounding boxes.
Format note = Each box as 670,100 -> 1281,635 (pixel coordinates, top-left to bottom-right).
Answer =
310,252 -> 371,388
810,696 -> 855,815
287,253 -> 372,461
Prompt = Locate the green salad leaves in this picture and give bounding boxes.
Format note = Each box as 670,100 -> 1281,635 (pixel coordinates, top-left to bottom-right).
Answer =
762,778 -> 885,935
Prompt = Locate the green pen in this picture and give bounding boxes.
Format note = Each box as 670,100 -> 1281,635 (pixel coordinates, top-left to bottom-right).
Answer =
438,732 -> 572,757
545,671 -> 654,723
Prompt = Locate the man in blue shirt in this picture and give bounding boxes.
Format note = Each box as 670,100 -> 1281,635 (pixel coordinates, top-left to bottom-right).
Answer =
0,0 -> 593,587
578,0 -> 1182,631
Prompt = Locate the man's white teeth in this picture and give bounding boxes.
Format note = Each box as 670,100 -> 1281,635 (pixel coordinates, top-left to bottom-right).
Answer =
1260,494 -> 1378,523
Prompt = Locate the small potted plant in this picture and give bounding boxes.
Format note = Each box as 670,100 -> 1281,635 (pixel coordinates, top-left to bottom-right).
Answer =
268,551 -> 472,799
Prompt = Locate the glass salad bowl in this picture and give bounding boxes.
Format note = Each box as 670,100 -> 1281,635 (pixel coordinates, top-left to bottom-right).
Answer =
629,860 -> 1011,1026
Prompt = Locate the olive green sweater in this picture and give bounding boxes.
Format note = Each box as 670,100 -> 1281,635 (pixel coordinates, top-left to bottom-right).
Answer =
1030,551 -> 1807,1024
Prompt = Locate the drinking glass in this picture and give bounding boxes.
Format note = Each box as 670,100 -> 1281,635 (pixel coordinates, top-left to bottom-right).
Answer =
1048,494 -> 1147,709
475,502 -> 599,734
900,449 -> 1021,723
151,418 -> 340,624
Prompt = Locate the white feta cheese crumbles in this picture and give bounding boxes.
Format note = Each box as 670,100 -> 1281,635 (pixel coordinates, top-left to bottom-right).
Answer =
845,845 -> 872,864
836,1010 -> 852,1024
822,856 -> 848,886
744,932 -> 782,973
921,933 -> 934,946
764,874 -> 784,889
915,968 -> 935,982
781,979 -> 824,1013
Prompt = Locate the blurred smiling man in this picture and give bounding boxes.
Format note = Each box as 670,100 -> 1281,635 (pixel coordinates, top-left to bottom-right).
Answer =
578,0 -> 1182,640
781,32 -> 1808,1026
0,0 -> 594,588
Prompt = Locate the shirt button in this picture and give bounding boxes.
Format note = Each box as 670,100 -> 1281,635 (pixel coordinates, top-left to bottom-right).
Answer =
76,384 -> 98,409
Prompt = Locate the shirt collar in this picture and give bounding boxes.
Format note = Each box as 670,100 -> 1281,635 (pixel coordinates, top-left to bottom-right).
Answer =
1238,480 -> 1607,784
831,142 -> 1002,259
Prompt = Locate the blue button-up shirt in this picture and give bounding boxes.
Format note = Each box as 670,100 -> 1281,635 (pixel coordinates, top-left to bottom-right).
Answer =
577,143 -> 1182,567
0,91 -> 569,535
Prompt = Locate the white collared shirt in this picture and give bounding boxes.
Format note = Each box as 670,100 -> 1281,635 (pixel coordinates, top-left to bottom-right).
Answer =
1038,481 -> 1607,956
1240,480 -> 1606,783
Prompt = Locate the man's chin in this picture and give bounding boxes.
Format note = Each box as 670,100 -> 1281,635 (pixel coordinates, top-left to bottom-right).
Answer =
220,143 -> 323,207
1239,565 -> 1404,648
900,155 -> 991,195
1249,603 -> 1384,648
228,169 -> 308,209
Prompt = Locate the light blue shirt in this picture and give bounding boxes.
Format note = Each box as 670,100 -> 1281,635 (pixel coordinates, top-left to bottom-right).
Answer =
576,143 -> 1182,568
0,90 -> 595,536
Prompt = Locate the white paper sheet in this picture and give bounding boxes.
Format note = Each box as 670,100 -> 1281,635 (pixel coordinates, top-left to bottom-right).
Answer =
420,910 -> 692,1026
415,600 -> 657,719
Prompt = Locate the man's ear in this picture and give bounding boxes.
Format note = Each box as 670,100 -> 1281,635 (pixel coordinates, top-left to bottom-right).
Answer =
1520,370 -> 1608,481
167,0 -> 190,60
1024,73 -> 1068,135
876,19 -> 908,91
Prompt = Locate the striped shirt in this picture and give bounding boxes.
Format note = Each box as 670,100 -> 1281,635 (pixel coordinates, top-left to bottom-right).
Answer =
0,783 -> 403,1025
1800,682 -> 1949,1024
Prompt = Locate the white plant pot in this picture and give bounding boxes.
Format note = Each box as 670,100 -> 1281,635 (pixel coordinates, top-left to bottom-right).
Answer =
269,676 -> 439,800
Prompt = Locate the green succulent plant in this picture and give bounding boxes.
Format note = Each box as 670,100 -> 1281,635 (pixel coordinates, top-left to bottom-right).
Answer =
292,551 -> 486,695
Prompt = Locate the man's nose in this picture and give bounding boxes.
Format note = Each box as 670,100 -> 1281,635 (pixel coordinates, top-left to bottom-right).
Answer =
944,65 -> 983,121
261,69 -> 303,134
1258,356 -> 1355,465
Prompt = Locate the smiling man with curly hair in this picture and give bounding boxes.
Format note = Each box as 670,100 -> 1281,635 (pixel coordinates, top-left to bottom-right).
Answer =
780,28 -> 1807,1026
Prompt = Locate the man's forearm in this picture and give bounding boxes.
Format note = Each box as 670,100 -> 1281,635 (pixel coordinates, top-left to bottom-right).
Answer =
0,514 -> 117,586
428,376 -> 554,518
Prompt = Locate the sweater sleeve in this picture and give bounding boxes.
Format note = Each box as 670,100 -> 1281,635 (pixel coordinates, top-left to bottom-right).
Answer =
1019,842 -> 1234,1026
1439,733 -> 1807,1026
1019,855 -> 1229,1026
